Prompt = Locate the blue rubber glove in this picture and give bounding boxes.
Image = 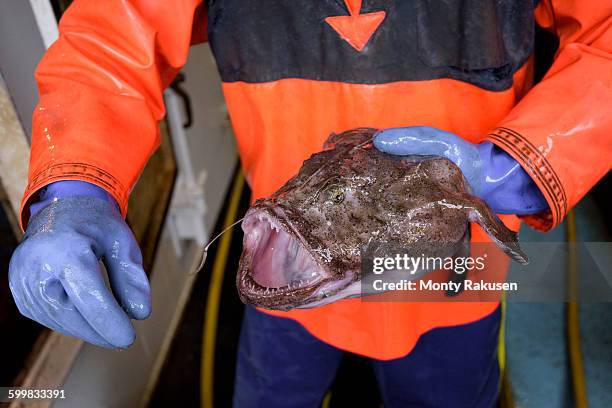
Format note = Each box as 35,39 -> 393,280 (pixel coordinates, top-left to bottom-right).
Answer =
9,181 -> 151,348
374,126 -> 549,215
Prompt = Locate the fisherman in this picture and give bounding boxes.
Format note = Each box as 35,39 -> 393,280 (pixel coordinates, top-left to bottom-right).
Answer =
9,1 -> 611,406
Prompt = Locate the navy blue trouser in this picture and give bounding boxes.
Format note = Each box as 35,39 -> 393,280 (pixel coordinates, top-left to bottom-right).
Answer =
233,305 -> 501,408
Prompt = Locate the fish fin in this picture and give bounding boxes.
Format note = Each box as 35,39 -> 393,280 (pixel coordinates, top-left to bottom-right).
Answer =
466,196 -> 529,265
323,128 -> 378,149
445,193 -> 529,265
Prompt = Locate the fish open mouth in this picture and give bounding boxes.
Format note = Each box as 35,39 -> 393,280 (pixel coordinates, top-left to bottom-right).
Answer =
237,207 -> 330,308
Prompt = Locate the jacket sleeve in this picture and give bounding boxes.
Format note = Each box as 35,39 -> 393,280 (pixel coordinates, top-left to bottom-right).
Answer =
486,0 -> 612,231
21,0 -> 206,229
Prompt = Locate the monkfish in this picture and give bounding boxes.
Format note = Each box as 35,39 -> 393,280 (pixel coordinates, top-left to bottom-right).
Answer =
237,128 -> 528,310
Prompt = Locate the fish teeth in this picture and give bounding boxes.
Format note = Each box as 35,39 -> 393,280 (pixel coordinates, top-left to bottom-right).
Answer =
267,219 -> 279,232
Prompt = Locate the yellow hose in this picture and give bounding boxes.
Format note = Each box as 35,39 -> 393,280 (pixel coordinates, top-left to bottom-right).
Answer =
566,210 -> 588,408
201,171 -> 245,408
498,295 -> 506,374
498,294 -> 515,408
321,391 -> 332,408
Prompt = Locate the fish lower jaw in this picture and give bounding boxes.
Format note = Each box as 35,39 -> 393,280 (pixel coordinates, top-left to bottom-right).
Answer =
237,270 -> 328,310
239,272 -> 326,296
238,270 -> 358,311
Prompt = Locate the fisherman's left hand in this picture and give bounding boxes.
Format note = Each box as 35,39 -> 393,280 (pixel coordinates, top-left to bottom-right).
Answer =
373,126 -> 548,215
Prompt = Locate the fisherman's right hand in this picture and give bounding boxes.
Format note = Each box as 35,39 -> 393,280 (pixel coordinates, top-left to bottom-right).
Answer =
8,181 -> 151,348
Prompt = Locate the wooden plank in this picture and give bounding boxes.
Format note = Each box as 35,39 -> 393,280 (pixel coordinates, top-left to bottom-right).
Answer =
0,74 -> 28,223
0,182 -> 22,240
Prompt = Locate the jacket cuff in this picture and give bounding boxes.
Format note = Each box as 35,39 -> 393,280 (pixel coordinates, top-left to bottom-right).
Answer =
20,162 -> 128,231
486,127 -> 567,231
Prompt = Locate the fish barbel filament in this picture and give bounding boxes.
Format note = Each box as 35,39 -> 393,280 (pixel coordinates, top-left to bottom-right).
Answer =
191,217 -> 245,275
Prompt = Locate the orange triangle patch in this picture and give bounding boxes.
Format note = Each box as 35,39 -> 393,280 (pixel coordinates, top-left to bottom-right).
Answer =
325,11 -> 386,52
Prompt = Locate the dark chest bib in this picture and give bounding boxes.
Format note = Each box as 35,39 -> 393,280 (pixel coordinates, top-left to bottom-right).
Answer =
206,0 -> 535,91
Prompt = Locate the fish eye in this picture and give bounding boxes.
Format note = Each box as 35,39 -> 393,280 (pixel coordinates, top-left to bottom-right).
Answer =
327,185 -> 345,204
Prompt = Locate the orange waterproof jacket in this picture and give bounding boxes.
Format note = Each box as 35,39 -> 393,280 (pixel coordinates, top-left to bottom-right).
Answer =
23,0 -> 612,359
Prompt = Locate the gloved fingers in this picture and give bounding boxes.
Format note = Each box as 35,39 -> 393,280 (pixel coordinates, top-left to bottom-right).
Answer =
10,274 -> 58,331
374,126 -> 464,157
12,271 -> 115,348
9,244 -> 62,330
102,226 -> 151,320
58,244 -> 136,348
35,275 -> 118,347
27,277 -> 116,348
